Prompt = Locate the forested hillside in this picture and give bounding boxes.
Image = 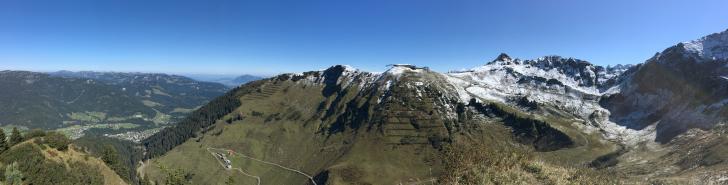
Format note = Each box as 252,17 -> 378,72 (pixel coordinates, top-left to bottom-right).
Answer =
0,70 -> 230,143
142,81 -> 259,158
0,71 -> 153,129
50,71 -> 230,114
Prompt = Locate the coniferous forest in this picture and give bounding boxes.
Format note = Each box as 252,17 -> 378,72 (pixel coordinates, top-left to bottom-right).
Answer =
142,81 -> 264,159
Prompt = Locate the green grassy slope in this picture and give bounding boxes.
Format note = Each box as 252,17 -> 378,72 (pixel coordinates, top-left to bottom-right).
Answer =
0,140 -> 127,185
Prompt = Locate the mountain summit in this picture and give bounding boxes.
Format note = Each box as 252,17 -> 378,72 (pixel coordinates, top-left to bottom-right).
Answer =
491,52 -> 514,63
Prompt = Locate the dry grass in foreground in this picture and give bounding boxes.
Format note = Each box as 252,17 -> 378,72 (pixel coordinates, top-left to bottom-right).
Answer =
438,142 -> 624,185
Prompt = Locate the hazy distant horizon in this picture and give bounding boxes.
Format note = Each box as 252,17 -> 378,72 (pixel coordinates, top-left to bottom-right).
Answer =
0,68 -> 273,79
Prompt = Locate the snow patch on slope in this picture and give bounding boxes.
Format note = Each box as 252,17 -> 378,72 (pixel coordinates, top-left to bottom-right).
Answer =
683,29 -> 728,60
384,64 -> 425,77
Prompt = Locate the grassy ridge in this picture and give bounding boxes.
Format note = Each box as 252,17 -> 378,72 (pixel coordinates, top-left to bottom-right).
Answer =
0,139 -> 126,185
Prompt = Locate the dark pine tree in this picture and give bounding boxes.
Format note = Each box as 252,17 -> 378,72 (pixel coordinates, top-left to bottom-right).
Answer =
9,127 -> 23,146
0,129 -> 8,153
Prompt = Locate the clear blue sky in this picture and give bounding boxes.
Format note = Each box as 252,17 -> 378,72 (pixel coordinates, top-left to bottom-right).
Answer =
2,0 -> 728,76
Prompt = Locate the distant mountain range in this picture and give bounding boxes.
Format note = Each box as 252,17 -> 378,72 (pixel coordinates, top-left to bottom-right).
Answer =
203,74 -> 264,87
183,74 -> 264,87
0,70 -> 229,133
50,71 -> 230,112
141,29 -> 728,184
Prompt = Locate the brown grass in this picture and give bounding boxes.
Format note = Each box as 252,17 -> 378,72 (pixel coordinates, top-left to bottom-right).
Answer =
439,142 -> 624,185
39,143 -> 129,185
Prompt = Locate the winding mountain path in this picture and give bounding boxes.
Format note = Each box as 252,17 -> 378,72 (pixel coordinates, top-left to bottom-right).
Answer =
207,147 -> 317,185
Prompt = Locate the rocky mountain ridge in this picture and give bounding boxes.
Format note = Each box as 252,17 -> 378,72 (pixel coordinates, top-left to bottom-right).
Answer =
682,28 -> 728,61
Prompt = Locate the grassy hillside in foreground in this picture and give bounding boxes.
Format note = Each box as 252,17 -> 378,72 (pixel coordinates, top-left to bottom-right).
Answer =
439,141 -> 621,185
0,138 -> 127,185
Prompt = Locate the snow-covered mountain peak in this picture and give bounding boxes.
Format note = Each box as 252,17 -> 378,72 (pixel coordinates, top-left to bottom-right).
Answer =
467,55 -> 632,92
488,53 -> 517,65
682,29 -> 728,61
383,64 -> 428,77
444,55 -> 651,145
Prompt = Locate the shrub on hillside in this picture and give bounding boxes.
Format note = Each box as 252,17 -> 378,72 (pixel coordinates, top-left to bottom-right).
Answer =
24,129 -> 47,140
42,132 -> 71,151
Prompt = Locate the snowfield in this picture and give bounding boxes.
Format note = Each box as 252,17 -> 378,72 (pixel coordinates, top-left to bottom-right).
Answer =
683,29 -> 728,61
442,55 -> 656,145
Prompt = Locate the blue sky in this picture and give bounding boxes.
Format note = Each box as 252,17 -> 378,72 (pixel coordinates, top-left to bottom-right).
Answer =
1,0 -> 728,76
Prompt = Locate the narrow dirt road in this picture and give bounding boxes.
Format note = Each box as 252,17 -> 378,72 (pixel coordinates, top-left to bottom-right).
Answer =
207,147 -> 317,185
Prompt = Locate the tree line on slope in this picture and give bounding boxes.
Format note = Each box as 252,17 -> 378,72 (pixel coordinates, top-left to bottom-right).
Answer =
142,80 -> 265,159
74,135 -> 143,183
0,128 -> 23,153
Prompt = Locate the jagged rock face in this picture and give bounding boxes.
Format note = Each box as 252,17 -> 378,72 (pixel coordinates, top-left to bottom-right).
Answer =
683,29 -> 728,60
445,54 -> 660,145
446,54 -> 629,124
522,56 -> 610,88
602,42 -> 728,143
484,54 -> 633,90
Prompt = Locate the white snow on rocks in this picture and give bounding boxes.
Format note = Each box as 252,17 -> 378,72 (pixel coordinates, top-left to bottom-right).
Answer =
599,64 -> 632,84
683,29 -> 728,60
383,64 -> 425,77
444,55 -> 654,145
